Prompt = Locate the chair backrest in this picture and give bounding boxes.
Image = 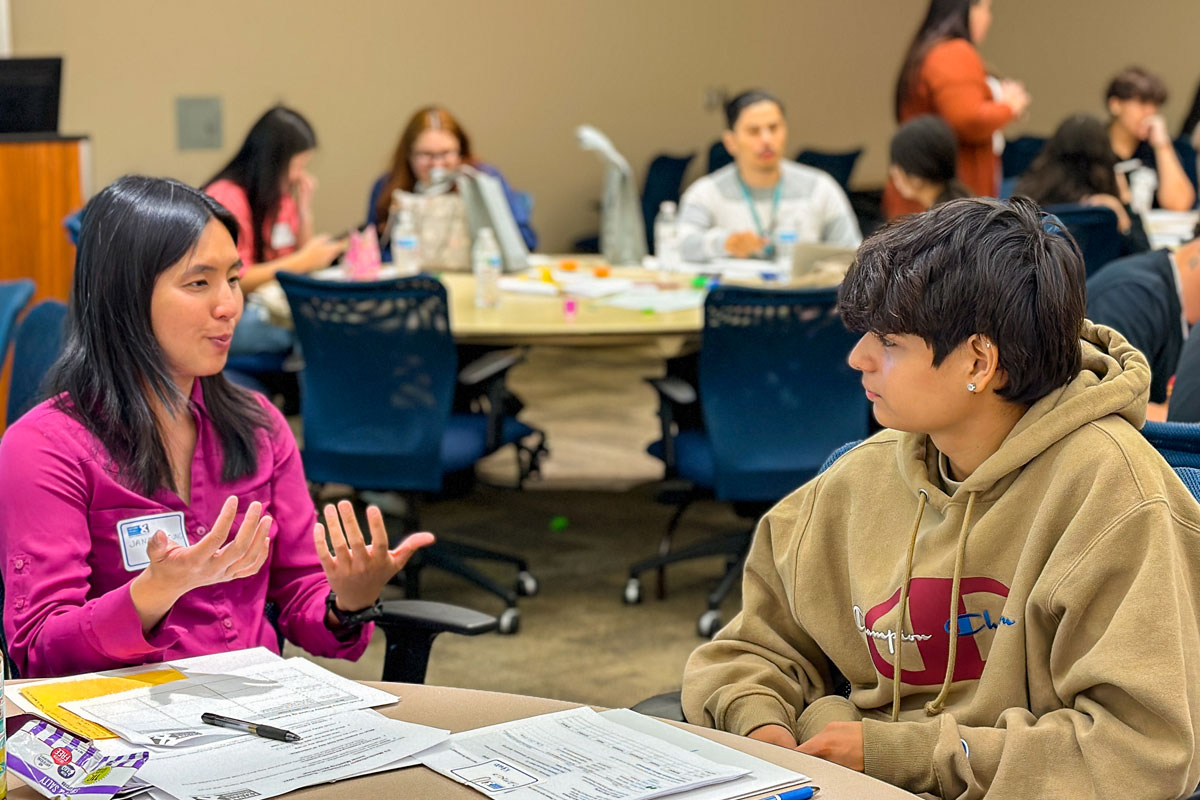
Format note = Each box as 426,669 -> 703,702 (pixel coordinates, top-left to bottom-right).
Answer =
795,148 -> 862,191
707,140 -> 733,174
7,299 -> 67,425
641,152 -> 694,253
698,286 -> 870,502
1002,135 -> 1047,179
1043,203 -> 1122,278
0,279 -> 35,375
1141,420 -> 1200,469
276,272 -> 456,491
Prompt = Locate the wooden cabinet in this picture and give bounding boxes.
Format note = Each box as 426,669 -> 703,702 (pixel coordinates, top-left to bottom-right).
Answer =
0,134 -> 89,302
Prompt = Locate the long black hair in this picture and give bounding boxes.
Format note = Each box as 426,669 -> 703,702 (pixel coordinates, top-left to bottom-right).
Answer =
890,115 -> 971,206
894,0 -> 974,121
48,175 -> 270,496
1014,114 -> 1120,206
206,106 -> 316,263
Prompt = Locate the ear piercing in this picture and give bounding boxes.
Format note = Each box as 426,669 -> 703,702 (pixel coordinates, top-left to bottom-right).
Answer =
967,383 -> 977,392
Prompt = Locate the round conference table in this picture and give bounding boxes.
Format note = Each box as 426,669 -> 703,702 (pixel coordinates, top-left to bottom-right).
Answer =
5,683 -> 921,800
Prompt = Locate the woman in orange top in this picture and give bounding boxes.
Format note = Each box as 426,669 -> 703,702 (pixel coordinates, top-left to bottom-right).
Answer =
884,0 -> 1030,219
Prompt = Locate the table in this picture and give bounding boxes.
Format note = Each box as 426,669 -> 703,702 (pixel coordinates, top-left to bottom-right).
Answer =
5,683 -> 921,800
256,261 -> 847,348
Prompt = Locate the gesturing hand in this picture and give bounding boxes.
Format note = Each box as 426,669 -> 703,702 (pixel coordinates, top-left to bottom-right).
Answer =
725,231 -> 769,259
314,500 -> 435,613
795,721 -> 864,772
130,496 -> 273,633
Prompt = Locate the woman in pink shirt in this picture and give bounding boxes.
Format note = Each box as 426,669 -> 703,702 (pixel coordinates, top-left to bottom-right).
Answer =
0,175 -> 432,678
205,107 -> 345,357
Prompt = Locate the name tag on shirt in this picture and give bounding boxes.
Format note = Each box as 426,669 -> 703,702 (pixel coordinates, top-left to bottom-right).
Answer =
117,512 -> 188,572
270,222 -> 296,250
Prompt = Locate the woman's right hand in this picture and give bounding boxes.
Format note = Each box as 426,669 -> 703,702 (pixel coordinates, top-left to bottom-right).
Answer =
1000,79 -> 1031,118
297,234 -> 348,272
129,496 -> 273,633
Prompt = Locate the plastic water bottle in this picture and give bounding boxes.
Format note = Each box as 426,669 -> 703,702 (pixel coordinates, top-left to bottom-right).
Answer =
1128,167 -> 1157,218
774,220 -> 799,283
653,201 -> 680,272
391,208 -> 421,276
473,227 -> 502,309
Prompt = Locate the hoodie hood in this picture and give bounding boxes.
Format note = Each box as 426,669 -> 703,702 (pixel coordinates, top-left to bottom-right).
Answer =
898,321 -> 1151,504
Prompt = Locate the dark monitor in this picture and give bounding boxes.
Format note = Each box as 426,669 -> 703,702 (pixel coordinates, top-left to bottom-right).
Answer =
0,58 -> 62,134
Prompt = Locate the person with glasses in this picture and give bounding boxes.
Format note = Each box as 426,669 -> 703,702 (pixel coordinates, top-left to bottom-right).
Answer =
366,106 -> 537,268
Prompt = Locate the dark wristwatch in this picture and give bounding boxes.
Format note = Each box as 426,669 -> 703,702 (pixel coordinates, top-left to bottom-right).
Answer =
325,591 -> 383,629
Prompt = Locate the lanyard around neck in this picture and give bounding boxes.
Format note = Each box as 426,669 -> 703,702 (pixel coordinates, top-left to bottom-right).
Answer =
737,175 -> 782,239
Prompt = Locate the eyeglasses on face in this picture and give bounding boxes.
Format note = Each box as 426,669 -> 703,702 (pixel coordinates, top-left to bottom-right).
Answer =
412,149 -> 461,162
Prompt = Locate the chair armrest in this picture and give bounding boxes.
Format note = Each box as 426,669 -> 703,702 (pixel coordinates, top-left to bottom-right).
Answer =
459,349 -> 526,386
373,600 -> 498,685
645,376 -> 696,405
376,599 -> 498,636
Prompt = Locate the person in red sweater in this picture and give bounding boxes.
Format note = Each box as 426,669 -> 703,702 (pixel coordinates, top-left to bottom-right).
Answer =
884,0 -> 1030,219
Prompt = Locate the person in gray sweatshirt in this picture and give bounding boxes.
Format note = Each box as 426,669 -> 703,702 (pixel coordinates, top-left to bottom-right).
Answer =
678,90 -> 862,262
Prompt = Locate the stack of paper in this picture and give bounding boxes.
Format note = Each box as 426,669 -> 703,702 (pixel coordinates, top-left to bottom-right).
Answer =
9,648 -> 449,800
417,706 -> 810,800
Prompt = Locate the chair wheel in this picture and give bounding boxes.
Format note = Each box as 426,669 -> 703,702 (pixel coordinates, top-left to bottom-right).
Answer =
516,570 -> 539,597
697,609 -> 722,638
623,577 -> 643,605
498,607 -> 521,635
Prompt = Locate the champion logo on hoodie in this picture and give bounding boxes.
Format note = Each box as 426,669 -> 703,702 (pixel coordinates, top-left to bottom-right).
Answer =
853,576 -> 1017,685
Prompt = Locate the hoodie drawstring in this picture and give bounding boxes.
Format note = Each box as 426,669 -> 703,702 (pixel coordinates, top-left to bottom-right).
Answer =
925,490 -> 977,716
891,488 -> 928,722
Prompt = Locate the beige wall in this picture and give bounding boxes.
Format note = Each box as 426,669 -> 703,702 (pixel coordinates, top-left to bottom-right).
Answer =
11,1 -> 1200,251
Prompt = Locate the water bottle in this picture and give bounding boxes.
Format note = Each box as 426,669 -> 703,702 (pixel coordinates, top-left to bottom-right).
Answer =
653,201 -> 680,272
391,208 -> 421,276
1128,166 -> 1157,218
473,227 -> 502,309
774,219 -> 799,283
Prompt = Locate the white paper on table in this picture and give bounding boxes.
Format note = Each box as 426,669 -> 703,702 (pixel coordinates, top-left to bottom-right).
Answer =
417,706 -> 749,800
598,289 -> 705,313
498,277 -> 559,296
596,709 -> 810,800
62,657 -> 398,746
9,648 -> 284,719
556,277 -> 634,298
135,710 -> 448,800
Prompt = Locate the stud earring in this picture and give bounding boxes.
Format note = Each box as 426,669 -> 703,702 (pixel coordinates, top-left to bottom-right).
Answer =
967,382 -> 977,392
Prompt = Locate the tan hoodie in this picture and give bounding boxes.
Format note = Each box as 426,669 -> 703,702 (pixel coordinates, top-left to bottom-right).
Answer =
682,322 -> 1200,799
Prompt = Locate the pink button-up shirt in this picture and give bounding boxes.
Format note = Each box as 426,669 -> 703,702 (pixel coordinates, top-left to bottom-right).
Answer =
0,383 -> 370,677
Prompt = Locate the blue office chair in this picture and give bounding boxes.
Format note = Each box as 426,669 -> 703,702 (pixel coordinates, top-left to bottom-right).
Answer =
7,299 -> 67,425
642,153 -> 695,253
626,286 -> 871,636
796,148 -> 863,192
276,272 -> 545,633
0,279 -> 34,377
1043,203 -> 1122,277
1140,421 -> 1200,468
1002,135 -> 1047,179
707,140 -> 733,174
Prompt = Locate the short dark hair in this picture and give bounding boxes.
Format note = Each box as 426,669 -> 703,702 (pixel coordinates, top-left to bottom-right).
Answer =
724,90 -> 784,130
49,175 -> 270,495
838,196 -> 1085,406
889,115 -> 971,205
1106,66 -> 1168,106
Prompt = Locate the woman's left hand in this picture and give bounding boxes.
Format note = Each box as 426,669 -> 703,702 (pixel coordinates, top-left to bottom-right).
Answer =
795,721 -> 864,772
314,500 -> 435,612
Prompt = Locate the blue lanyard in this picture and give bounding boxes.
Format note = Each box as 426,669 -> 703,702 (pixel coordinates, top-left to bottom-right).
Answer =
737,176 -> 782,240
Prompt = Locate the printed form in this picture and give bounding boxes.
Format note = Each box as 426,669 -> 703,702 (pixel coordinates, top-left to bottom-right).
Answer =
60,658 -> 397,746
419,707 -> 753,800
134,710 -> 448,800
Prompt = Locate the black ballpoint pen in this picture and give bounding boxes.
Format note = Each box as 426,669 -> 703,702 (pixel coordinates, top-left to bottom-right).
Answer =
200,712 -> 301,742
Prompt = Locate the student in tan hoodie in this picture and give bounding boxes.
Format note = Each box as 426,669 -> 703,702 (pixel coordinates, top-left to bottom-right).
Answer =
683,196 -> 1200,799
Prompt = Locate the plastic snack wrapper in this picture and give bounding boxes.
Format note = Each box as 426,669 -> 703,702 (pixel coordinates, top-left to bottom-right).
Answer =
7,720 -> 150,800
